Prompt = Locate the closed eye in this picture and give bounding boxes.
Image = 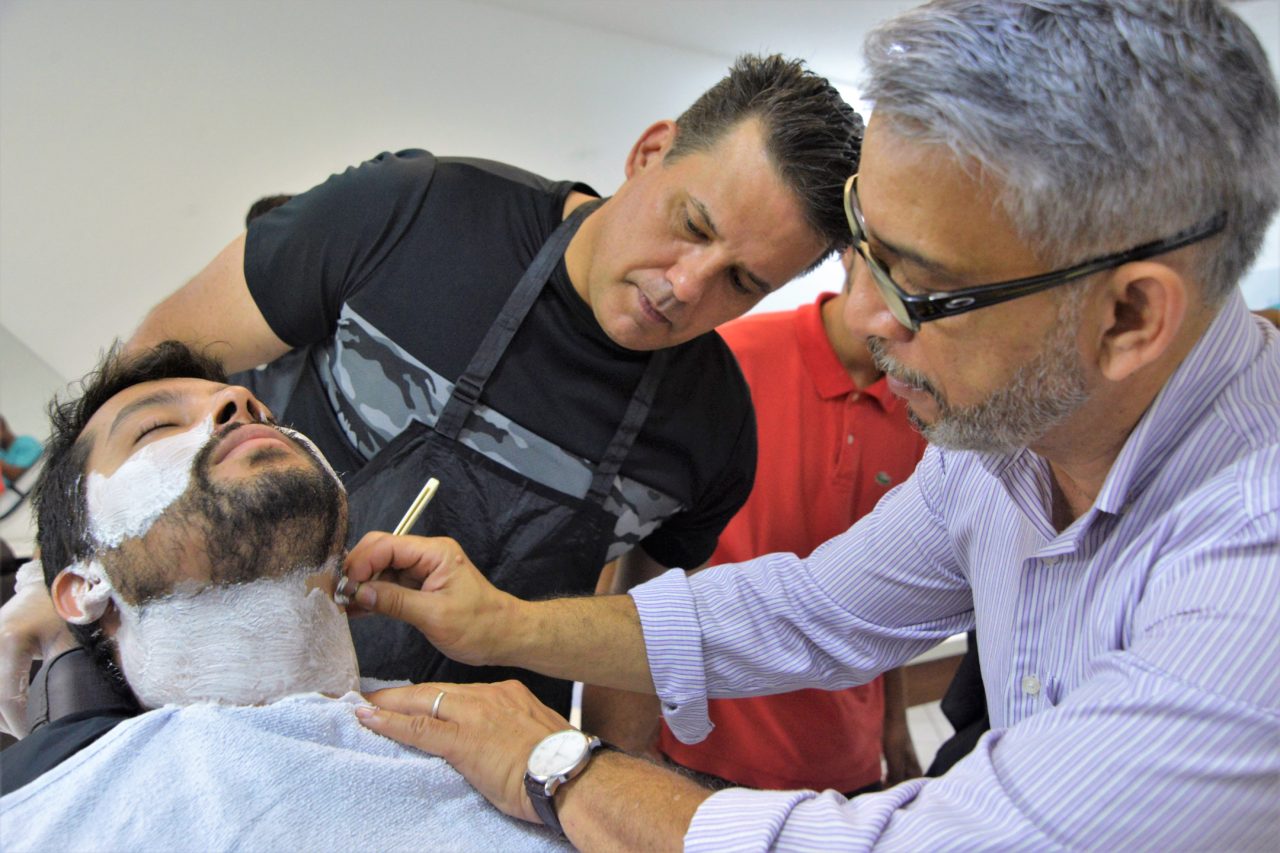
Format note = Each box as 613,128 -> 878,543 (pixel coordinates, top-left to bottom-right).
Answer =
683,206 -> 756,296
684,215 -> 709,242
134,421 -> 177,444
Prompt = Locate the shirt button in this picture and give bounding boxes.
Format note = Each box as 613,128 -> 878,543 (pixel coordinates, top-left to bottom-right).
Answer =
1043,555 -> 1060,566
1021,675 -> 1042,696
847,434 -> 855,444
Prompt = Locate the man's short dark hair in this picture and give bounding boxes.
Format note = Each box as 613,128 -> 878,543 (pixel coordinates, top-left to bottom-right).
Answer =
668,53 -> 863,264
245,194 -> 294,228
33,341 -> 227,678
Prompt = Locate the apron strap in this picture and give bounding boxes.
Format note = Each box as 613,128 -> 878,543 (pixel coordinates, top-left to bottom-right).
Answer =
586,347 -> 670,504
435,198 -> 604,440
434,193 -> 670,510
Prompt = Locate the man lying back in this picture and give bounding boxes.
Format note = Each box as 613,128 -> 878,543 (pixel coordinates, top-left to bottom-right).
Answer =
0,341 -> 567,852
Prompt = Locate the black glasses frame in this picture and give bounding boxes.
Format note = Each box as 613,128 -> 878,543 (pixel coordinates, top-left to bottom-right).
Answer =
843,174 -> 1228,331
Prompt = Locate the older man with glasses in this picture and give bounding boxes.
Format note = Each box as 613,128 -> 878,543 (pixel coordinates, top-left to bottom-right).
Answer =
844,176 -> 1230,331
333,1 -> 1277,850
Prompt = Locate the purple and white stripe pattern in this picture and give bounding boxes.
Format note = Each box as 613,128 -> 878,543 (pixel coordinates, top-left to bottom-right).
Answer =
632,291 -> 1280,851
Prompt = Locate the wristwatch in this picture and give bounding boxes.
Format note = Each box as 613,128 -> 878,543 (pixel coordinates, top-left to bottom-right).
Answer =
524,729 -> 604,836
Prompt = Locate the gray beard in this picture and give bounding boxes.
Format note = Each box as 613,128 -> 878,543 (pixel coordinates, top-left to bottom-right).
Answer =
867,299 -> 1091,455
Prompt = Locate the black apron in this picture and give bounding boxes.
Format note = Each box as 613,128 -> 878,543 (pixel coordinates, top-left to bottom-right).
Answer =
345,199 -> 670,715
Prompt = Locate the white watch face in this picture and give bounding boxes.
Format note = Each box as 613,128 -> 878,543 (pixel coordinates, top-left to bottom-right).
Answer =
528,730 -> 591,779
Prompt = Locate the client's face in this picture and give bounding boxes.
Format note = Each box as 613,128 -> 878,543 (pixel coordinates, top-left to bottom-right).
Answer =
81,378 -> 346,603
52,378 -> 360,708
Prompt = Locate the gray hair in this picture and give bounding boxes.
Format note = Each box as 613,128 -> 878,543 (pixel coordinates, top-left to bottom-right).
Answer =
863,0 -> 1280,304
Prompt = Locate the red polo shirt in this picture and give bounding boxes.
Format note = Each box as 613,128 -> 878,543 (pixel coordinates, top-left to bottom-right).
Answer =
658,293 -> 926,792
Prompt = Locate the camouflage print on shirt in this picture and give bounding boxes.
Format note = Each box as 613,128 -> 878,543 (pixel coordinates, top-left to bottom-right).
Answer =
319,305 -> 682,561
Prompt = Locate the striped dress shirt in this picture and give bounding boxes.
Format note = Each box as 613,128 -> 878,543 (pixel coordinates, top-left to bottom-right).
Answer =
631,291 -> 1279,851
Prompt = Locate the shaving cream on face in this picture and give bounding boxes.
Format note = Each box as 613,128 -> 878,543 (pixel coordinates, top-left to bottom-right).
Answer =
55,559 -> 115,624
113,564 -> 360,709
86,416 -> 215,549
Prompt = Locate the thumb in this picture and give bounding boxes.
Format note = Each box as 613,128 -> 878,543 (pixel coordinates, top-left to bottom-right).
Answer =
0,681 -> 31,739
353,579 -> 430,630
0,638 -> 36,738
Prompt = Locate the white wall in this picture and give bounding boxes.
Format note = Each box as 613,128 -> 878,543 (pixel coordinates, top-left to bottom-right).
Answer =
0,0 -> 733,380
2,0 -> 1278,441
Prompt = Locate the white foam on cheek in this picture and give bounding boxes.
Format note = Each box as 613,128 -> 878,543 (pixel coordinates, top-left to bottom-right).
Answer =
278,426 -> 345,493
86,416 -> 215,548
113,563 -> 360,709
56,559 -> 115,624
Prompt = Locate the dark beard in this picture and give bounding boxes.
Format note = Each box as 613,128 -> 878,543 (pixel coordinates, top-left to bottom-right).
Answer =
110,425 -> 346,603
192,449 -> 345,588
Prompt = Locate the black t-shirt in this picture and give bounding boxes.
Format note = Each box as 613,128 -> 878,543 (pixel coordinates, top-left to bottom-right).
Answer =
242,151 -> 755,568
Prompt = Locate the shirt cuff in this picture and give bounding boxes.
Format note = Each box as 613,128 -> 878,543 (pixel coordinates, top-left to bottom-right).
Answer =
628,568 -> 713,743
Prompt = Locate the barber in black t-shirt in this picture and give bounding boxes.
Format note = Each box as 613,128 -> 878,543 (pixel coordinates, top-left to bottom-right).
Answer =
0,55 -> 860,745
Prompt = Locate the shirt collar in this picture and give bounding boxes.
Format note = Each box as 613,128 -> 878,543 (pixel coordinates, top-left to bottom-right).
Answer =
973,290 -> 1264,504
796,293 -> 897,409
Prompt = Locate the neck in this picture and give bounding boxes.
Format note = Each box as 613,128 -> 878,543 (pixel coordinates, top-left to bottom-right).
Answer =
562,190 -> 601,303
114,564 -> 360,709
1037,305 -> 1212,528
1036,386 -> 1157,528
820,292 -> 882,388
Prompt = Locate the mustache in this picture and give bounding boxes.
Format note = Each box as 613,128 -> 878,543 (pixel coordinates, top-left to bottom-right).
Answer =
866,337 -> 941,400
194,421 -> 314,475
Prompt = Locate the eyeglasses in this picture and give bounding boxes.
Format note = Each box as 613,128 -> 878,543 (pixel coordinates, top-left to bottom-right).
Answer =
843,174 -> 1227,331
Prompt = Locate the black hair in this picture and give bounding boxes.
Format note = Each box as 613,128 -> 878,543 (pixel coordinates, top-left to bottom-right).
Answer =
668,54 -> 863,263
33,341 -> 227,681
245,194 -> 294,228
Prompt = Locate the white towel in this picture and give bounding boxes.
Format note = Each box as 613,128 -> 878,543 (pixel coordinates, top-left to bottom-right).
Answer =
0,692 -> 570,852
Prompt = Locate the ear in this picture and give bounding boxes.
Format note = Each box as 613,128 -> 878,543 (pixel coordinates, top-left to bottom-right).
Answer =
51,569 -> 92,623
840,248 -> 856,295
624,120 -> 678,180
51,562 -> 114,625
1095,261 -> 1188,383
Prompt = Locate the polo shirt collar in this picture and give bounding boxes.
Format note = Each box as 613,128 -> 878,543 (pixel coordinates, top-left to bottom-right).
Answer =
796,293 -> 898,410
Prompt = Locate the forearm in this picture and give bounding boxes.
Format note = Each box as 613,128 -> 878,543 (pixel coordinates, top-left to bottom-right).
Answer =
581,685 -> 662,755
498,595 -> 656,694
558,749 -> 711,852
580,550 -> 679,749
881,668 -> 908,724
879,667 -> 921,785
128,232 -> 289,373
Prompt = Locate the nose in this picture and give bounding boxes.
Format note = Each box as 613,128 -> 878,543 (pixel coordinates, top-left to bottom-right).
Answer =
664,247 -> 719,308
844,255 -> 914,344
209,385 -> 270,428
